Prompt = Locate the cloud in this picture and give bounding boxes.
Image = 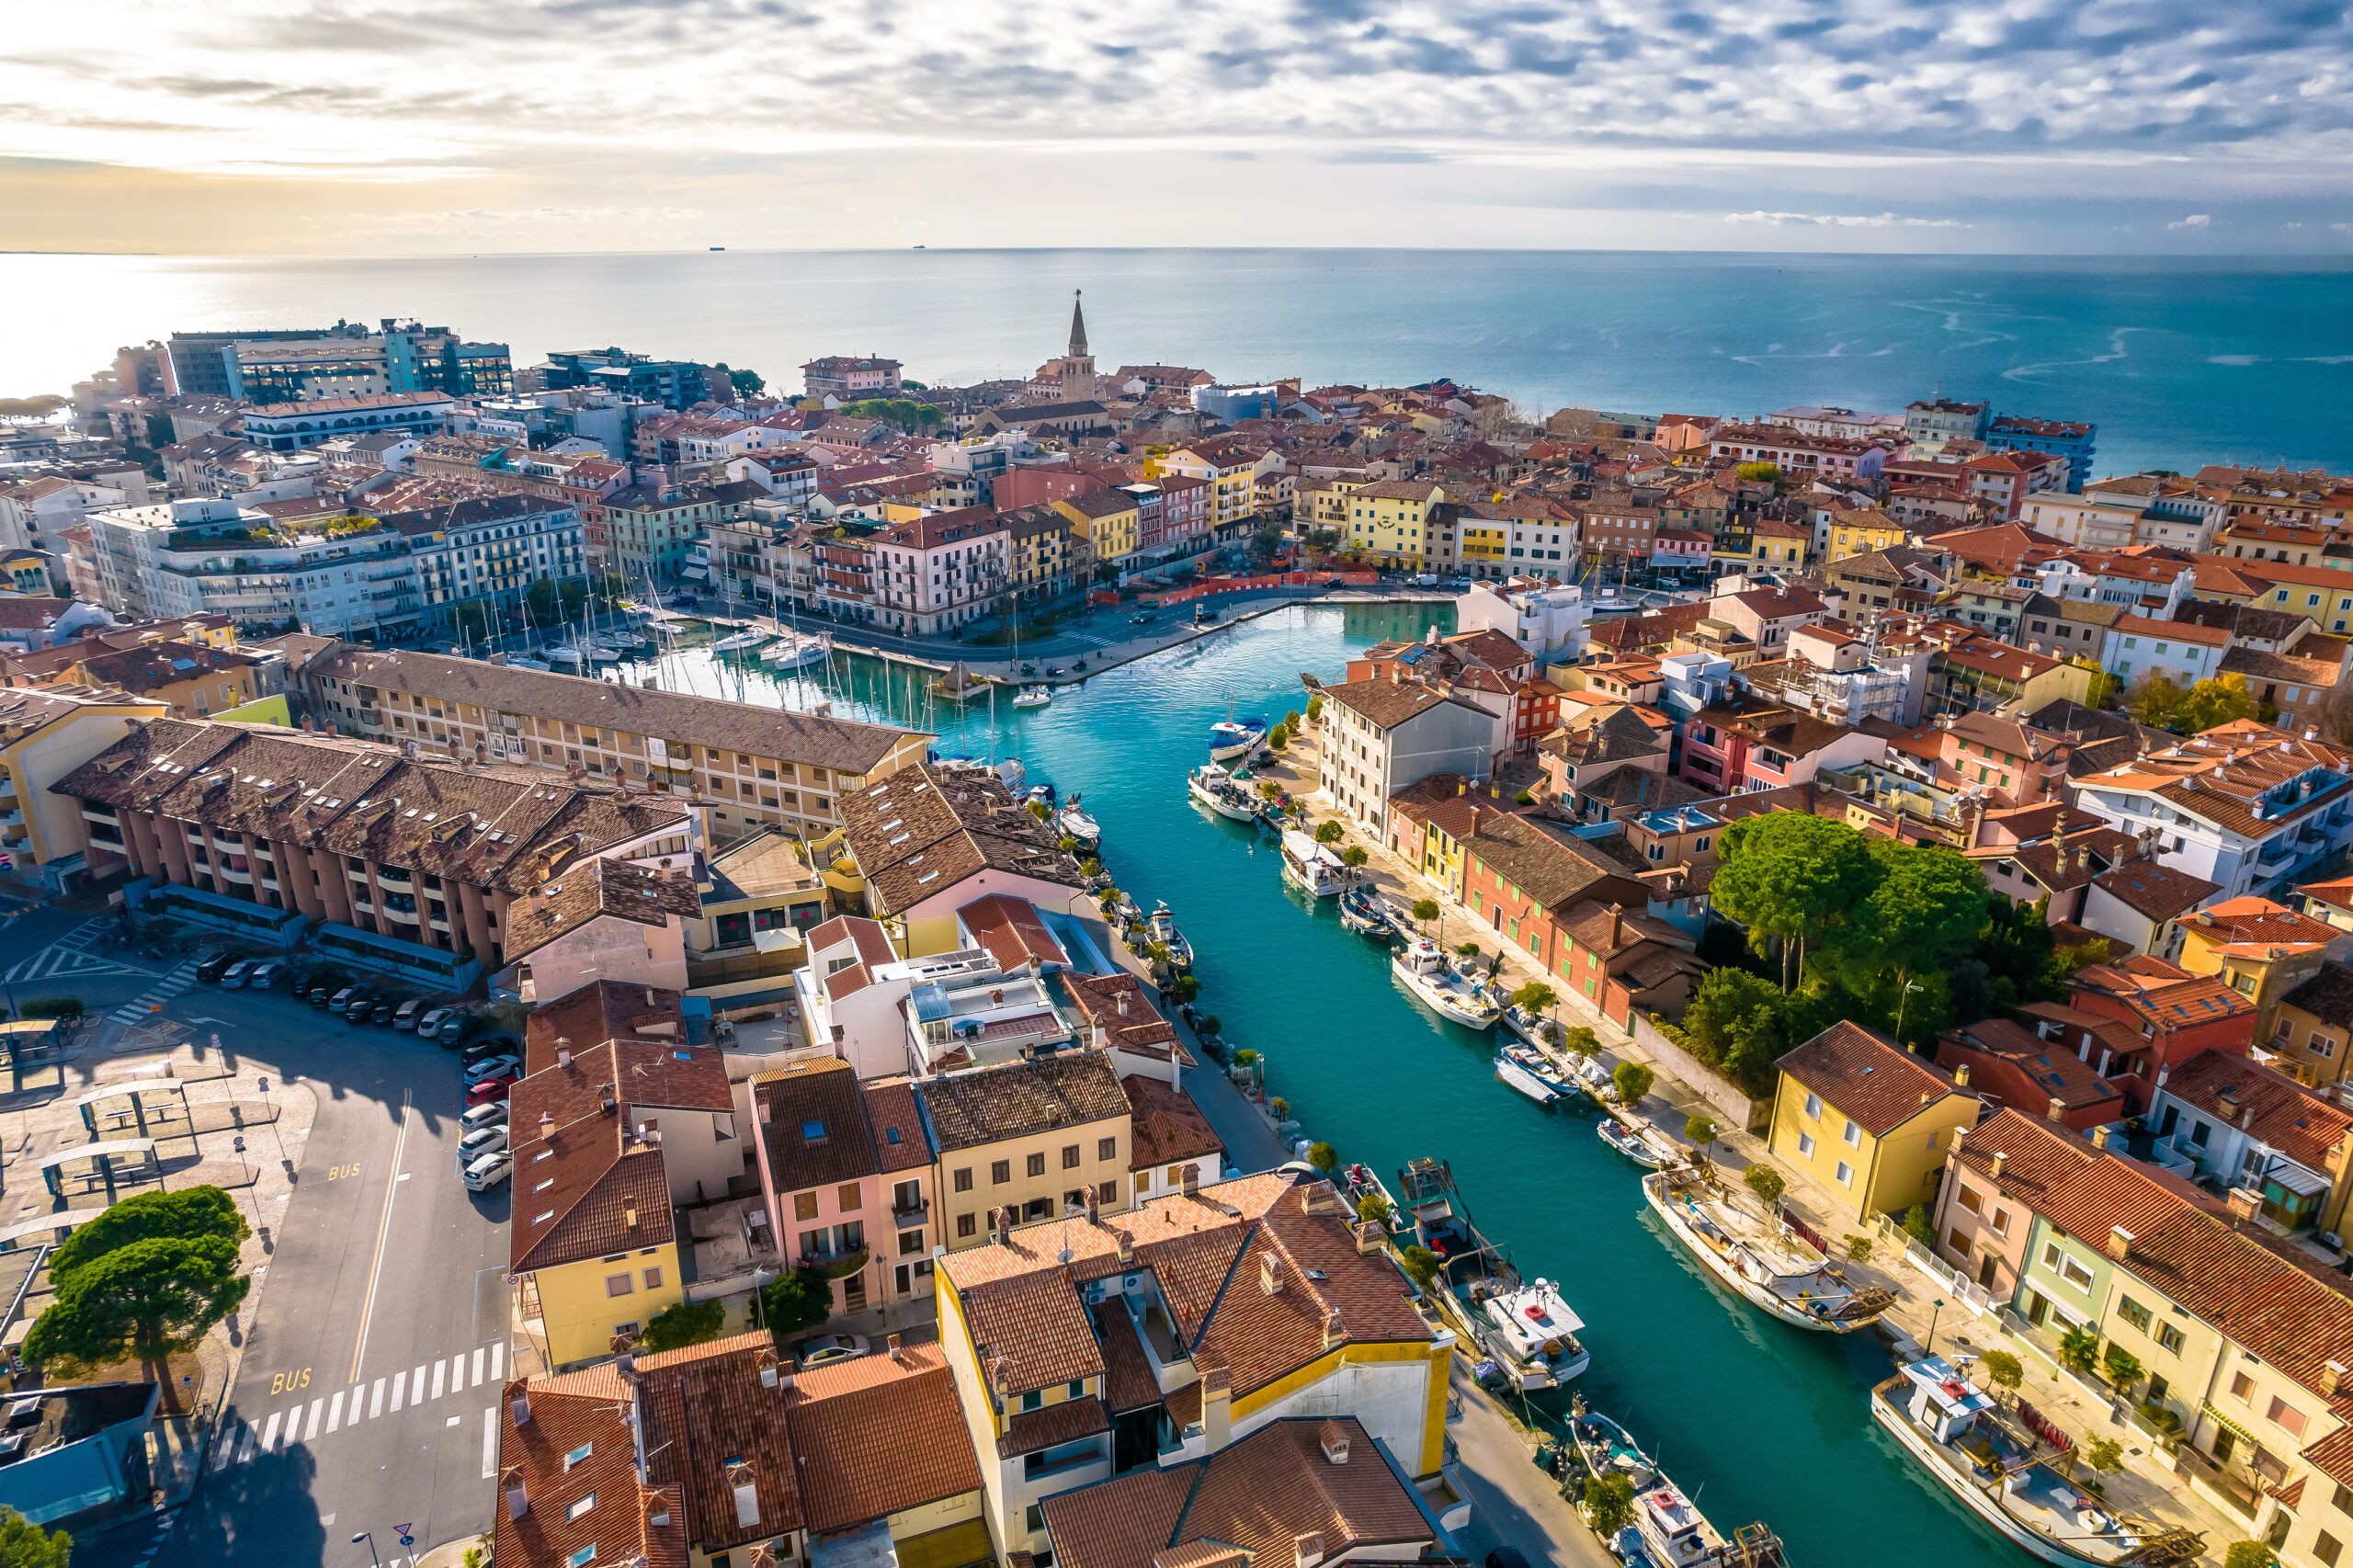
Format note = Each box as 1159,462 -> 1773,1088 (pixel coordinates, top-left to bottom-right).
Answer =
2167,212 -> 2215,229
1721,210 -> 1968,229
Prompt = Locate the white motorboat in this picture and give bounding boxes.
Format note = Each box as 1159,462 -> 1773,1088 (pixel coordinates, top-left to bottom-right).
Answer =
1642,1168 -> 1893,1332
1391,936 -> 1501,1029
1497,1041 -> 1577,1101
1209,717 -> 1267,762
601,629 -> 652,653
1871,1357 -> 2197,1566
760,631 -> 829,669
1631,1477 -> 1730,1568
710,628 -> 770,653
1470,1276 -> 1590,1389
502,653 -> 552,672
1059,797 -> 1101,848
1147,903 -> 1194,970
1495,1050 -> 1559,1106
1279,830 -> 1348,897
1012,685 -> 1052,709
1187,763 -> 1260,823
542,642 -> 589,668
1597,1116 -> 1677,1169
1337,884 -> 1392,937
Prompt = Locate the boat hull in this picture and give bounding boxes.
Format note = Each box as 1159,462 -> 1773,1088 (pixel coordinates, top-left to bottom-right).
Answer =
1282,858 -> 1345,897
1598,1119 -> 1674,1170
1187,776 -> 1259,823
1393,964 -> 1499,1030
1495,1056 -> 1560,1106
1641,1175 -> 1875,1333
1870,1390 -> 2118,1566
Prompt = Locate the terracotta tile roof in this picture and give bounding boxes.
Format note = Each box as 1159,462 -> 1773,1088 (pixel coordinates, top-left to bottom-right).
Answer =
1063,971 -> 1187,1060
1094,1307 -> 1165,1415
495,1371 -> 685,1568
961,892 -> 1070,971
1949,1107 -> 2101,1206
2159,1049 -> 2353,1171
917,1049 -> 1129,1153
635,1332 -> 803,1549
2069,960 -> 2252,1032
1936,1018 -> 2121,1111
2180,895 -> 2342,958
504,859 -> 701,963
525,980 -> 686,1071
839,764 -> 1086,916
1463,812 -> 1647,913
1125,1076 -> 1223,1171
997,1393 -> 1112,1459
1776,1020 -> 1969,1137
1317,678 -> 1461,732
510,1048 -> 675,1273
2081,721 -> 2353,841
782,1342 -> 982,1531
1042,1417 -> 1434,1568
2092,859 -> 2222,924
861,1077 -> 934,1173
754,1058 -> 883,1192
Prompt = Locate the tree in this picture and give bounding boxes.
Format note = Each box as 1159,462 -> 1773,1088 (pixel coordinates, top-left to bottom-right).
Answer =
1744,1165 -> 1786,1205
1711,813 -> 1881,991
1584,1471 -> 1637,1535
1397,1245 -> 1440,1291
1903,1205 -> 1937,1246
1734,460 -> 1782,487
26,1235 -> 249,1373
1679,967 -> 1786,1096
1611,1062 -> 1654,1105
1684,1114 -> 1719,1156
0,1507 -> 70,1568
2085,1437 -> 2123,1473
726,367 -> 766,397
1356,1190 -> 1392,1225
1980,1350 -> 2024,1402
2059,1324 -> 2101,1376
1306,1141 -> 1340,1175
2222,1544 -> 2277,1568
638,1299 -> 728,1352
1509,982 -> 1558,1021
2177,674 -> 2259,733
50,1187 -> 245,1280
2102,1344 -> 2144,1392
1341,846 -> 1370,871
1560,1025 -> 1600,1057
2126,671 -> 2188,730
1855,841 -> 1989,1007
1844,1234 -> 1874,1265
758,1267 -> 832,1344
1305,695 -> 1324,724
1267,724 -> 1290,750
1284,710 -> 1303,731
1314,820 -> 1344,844
1412,898 -> 1442,937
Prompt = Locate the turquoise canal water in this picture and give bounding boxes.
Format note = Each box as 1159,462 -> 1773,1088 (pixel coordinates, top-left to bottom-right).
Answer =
623,605 -> 2013,1567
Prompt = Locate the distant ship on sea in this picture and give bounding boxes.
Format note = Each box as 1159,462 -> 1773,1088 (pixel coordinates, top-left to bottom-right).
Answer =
709,245 -> 725,252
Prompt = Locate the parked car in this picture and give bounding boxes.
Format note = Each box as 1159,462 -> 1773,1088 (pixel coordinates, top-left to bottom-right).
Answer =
465,1075 -> 517,1106
794,1334 -> 871,1370
369,1000 -> 398,1027
393,999 -> 428,1031
195,951 -> 236,984
456,1125 -> 509,1165
219,959 -> 256,989
458,1037 -> 512,1066
246,961 -> 286,991
463,1054 -> 522,1085
461,1101 -> 509,1132
343,994 -> 378,1022
460,1152 -> 512,1192
418,1006 -> 460,1042
329,983 -> 368,1012
303,971 -> 347,1006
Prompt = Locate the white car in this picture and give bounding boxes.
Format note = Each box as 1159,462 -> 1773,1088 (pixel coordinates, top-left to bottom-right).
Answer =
462,1054 -> 522,1085
461,1152 -> 512,1192
795,1334 -> 871,1370
457,1126 -> 509,1168
461,1101 -> 509,1133
219,959 -> 256,989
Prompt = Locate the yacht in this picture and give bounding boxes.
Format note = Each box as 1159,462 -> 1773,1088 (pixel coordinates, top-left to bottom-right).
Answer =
1012,685 -> 1053,709
1146,903 -> 1194,970
1871,1357 -> 2200,1566
542,642 -> 590,668
1597,1116 -> 1678,1169
1059,796 -> 1101,848
1337,884 -> 1393,937
1642,1168 -> 1893,1332
1391,936 -> 1501,1029
1279,830 -> 1348,897
1187,762 -> 1260,823
1208,717 -> 1267,762
1497,1041 -> 1577,1101
760,631 -> 829,669
601,629 -> 652,653
710,627 -> 770,653
1470,1276 -> 1589,1389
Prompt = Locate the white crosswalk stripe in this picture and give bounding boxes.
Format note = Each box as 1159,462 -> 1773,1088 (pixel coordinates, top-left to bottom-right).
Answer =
3,923 -> 161,985
107,960 -> 200,1026
214,1340 -> 510,1471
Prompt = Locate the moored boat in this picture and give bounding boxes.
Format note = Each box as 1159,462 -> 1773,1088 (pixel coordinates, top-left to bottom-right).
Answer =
1279,830 -> 1348,897
1059,796 -> 1101,848
1468,1275 -> 1589,1389
1494,1050 -> 1560,1106
1340,1162 -> 1411,1234
1209,717 -> 1268,762
1631,1476 -> 1730,1568
1146,902 -> 1193,970
1497,1040 -> 1576,1101
1187,762 -> 1259,823
1641,1168 -> 1893,1332
1391,936 -> 1501,1029
1597,1116 -> 1678,1169
760,631 -> 829,668
1337,883 -> 1393,937
1569,1403 -> 1657,1490
709,627 -> 770,653
1871,1357 -> 2201,1566
1394,1156 -> 1497,1281
502,653 -> 552,672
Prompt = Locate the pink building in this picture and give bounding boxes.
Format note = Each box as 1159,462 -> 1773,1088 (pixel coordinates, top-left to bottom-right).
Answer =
750,1058 -> 938,1311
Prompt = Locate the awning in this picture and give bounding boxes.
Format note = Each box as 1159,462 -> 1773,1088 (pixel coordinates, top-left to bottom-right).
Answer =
2203,1404 -> 2256,1445
2263,1160 -> 2330,1199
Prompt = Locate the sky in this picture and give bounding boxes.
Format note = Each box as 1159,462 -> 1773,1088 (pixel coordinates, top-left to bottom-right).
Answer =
6,0 -> 2353,256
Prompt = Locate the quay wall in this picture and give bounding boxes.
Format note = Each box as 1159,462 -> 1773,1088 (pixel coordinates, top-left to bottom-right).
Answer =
1630,1012 -> 1765,1132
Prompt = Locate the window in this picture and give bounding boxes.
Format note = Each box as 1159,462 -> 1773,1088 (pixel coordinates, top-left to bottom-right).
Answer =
1842,1120 -> 1862,1148
2270,1395 -> 2309,1438
954,1166 -> 973,1193
1834,1161 -> 1854,1188
1066,1380 -> 1086,1400
605,1273 -> 634,1297
1098,1180 -> 1118,1205
2119,1298 -> 2152,1332
1803,1092 -> 1822,1120
1028,1152 -> 1047,1178
564,1441 -> 594,1469
991,1160 -> 1011,1185
1020,1390 -> 1043,1412
2316,1533 -> 2342,1568
2233,1371 -> 2255,1402
793,1191 -> 819,1221
2157,1323 -> 2185,1355
1098,1136 -> 1118,1161
1797,1132 -> 1816,1157
570,1549 -> 597,1568
1062,1144 -> 1080,1170
1947,1229 -> 1972,1257
567,1494 -> 597,1521
836,1183 -> 859,1210
1957,1187 -> 1982,1214
957,1212 -> 976,1238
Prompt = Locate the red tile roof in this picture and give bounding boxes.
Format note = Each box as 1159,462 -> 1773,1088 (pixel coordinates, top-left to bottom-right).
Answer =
1776,1020 -> 1970,1137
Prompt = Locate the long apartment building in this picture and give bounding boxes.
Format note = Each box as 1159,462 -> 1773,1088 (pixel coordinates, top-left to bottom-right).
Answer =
85,497 -> 426,638
280,641 -> 929,845
55,718 -> 697,971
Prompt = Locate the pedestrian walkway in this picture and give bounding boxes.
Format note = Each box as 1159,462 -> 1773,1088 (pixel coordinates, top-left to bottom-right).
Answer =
210,1337 -> 507,1472
2,918 -> 155,986
108,960 -> 199,1027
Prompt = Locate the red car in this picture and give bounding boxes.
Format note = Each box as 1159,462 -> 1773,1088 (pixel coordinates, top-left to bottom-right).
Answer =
466,1074 -> 517,1105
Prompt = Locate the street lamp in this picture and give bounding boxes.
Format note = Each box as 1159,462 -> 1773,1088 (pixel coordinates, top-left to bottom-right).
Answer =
1895,979 -> 1925,1041
352,1531 -> 381,1568
256,1076 -> 286,1164
231,1136 -> 255,1228
1926,1296 -> 1946,1358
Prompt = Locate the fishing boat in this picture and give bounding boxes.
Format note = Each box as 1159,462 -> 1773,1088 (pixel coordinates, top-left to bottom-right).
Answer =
1059,796 -> 1101,848
710,627 -> 770,653
1631,1476 -> 1731,1568
1208,716 -> 1268,762
1500,1003 -> 1557,1051
1468,1276 -> 1589,1389
1494,1049 -> 1560,1107
1394,1156 -> 1495,1281
1597,1116 -> 1678,1169
1340,1163 -> 1410,1234
1498,1041 -> 1578,1101
1873,1358 -> 2201,1566
1186,763 -> 1260,824
1279,830 -> 1348,897
1337,884 -> 1393,937
1642,1168 -> 1893,1332
1569,1403 -> 1658,1490
1146,903 -> 1193,970
1391,936 -> 1501,1029
1012,684 -> 1053,709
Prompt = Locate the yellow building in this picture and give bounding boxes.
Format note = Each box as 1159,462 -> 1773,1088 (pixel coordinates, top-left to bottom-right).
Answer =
0,686 -> 170,891
59,640 -> 264,720
1006,502 -> 1079,599
917,1051 -> 1133,1250
1769,1020 -> 1977,1218
1157,437 -> 1262,531
0,550 -> 50,597
1344,479 -> 1448,568
1824,504 -> 1909,563
1733,518 -> 1811,569
2172,895 -> 2342,1039
1053,490 -> 1140,571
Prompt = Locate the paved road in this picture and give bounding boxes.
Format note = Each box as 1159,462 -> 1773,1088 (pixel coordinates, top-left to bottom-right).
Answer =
0,918 -> 507,1568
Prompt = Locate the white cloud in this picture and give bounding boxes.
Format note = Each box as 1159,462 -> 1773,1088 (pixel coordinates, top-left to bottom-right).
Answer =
2167,213 -> 2214,229
1722,210 -> 1967,229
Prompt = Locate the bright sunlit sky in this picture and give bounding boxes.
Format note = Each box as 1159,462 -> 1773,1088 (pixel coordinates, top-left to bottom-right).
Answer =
6,0 -> 2352,256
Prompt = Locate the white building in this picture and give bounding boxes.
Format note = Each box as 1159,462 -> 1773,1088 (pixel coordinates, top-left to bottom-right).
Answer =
238,391 -> 457,452
367,493 -> 588,631
84,497 -> 426,637
870,507 -> 1011,636
2106,613 -> 2231,688
2071,723 -> 2353,901
1453,575 -> 1589,661
1316,678 -> 1499,839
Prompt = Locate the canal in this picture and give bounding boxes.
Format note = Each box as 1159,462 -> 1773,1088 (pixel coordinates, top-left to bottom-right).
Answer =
622,602 -> 2013,1568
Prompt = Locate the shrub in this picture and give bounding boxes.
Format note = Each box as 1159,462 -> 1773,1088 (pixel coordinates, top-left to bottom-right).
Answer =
2059,1324 -> 2100,1376
1844,1234 -> 1874,1265
1743,1165 -> 1786,1205
1611,1062 -> 1654,1105
1233,1048 -> 1260,1066
1584,1471 -> 1637,1535
1306,1141 -> 1339,1174
2102,1344 -> 2144,1392
1268,1096 -> 1291,1119
758,1267 -> 831,1343
1514,789 -> 1535,805
639,1298 -> 727,1352
1903,1205 -> 1937,1246
1980,1350 -> 2023,1397
2086,1437 -> 2123,1472
1398,1245 -> 1440,1290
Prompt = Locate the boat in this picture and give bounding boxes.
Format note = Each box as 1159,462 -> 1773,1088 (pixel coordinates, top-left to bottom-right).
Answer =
1337,884 -> 1393,937
1059,796 -> 1101,848
1209,717 -> 1268,762
1279,830 -> 1348,898
1497,1041 -> 1578,1101
1500,1003 -> 1557,1052
760,631 -> 829,669
1569,1403 -> 1658,1490
542,642 -> 589,668
1146,903 -> 1193,970
1872,1357 -> 2202,1566
1186,762 -> 1260,824
1393,1156 -> 1496,1281
1597,1116 -> 1678,1170
601,629 -> 652,653
1391,936 -> 1501,1029
1012,685 -> 1052,709
710,627 -> 770,653
1641,1168 -> 1893,1332
1468,1276 -> 1589,1389
501,653 -> 552,673
1340,1163 -> 1411,1234
1631,1476 -> 1731,1568
1494,1050 -> 1560,1107
929,661 -> 991,704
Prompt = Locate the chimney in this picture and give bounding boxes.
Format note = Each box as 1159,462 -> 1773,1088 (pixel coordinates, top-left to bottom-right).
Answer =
2090,1125 -> 2111,1152
556,1036 -> 573,1068
1181,1165 -> 1201,1197
1608,903 -> 1625,949
1951,1063 -> 1971,1088
2324,1360 -> 2348,1400
645,1488 -> 673,1531
887,1333 -> 906,1364
1990,1150 -> 2008,1180
2227,1187 -> 2263,1221
2106,1224 -> 2134,1262
1201,1367 -> 1233,1452
1352,1220 -> 1384,1255
2046,1096 -> 2067,1122
1319,1426 -> 1351,1465
758,1350 -> 781,1389
730,1461 -> 759,1529
503,1464 -> 529,1519
1300,1179 -> 1337,1215
1116,990 -> 1130,1017
1259,1252 -> 1285,1295
1323,1307 -> 1346,1351
507,1380 -> 531,1426
1116,1229 -> 1135,1266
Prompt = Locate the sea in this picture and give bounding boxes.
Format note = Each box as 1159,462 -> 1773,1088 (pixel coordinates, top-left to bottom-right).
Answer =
623,610 -> 2019,1568
7,248 -> 2350,479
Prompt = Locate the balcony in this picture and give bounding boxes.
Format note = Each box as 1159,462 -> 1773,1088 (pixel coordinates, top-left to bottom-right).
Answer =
892,1195 -> 930,1228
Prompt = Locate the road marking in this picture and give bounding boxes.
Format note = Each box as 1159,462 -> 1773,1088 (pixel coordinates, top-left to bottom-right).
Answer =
482,1404 -> 498,1479
446,1415 -> 460,1427
472,1346 -> 485,1385
412,1364 -> 426,1404
451,1352 -> 469,1391
369,1378 -> 385,1419
324,1389 -> 345,1434
301,1397 -> 324,1442
430,1359 -> 446,1402
490,1340 -> 504,1382
348,1090 -> 414,1385
260,1410 -> 283,1451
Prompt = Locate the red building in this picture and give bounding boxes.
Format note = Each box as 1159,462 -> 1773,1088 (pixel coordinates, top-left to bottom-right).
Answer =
1933,1017 -> 2123,1131
2023,955 -> 2256,1113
